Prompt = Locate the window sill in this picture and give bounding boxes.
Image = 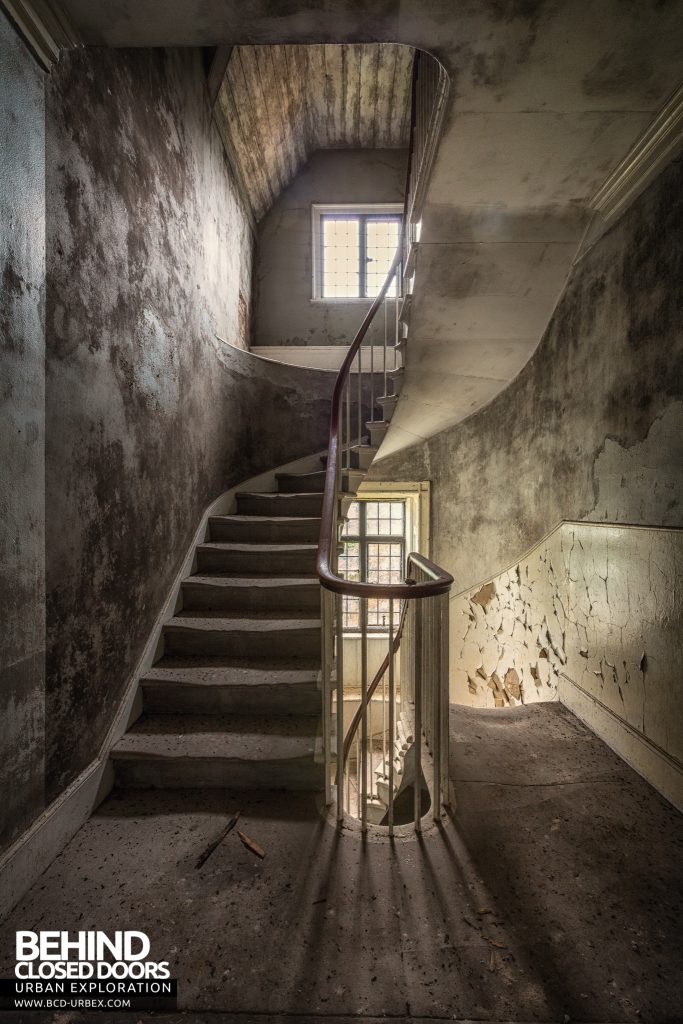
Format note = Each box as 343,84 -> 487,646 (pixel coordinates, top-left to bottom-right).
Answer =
309,297 -> 374,305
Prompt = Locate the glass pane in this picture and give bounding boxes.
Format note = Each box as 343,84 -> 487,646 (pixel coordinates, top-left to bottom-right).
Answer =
365,217 -> 401,297
367,542 -> 403,585
339,541 -> 360,582
343,596 -> 360,631
366,500 -> 404,537
322,217 -> 360,297
368,598 -> 401,630
341,501 -> 360,538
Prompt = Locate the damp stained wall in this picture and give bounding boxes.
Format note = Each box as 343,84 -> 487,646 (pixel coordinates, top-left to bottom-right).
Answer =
43,47 -> 334,805
0,11 -> 46,853
253,149 -> 407,348
371,156 -> 683,798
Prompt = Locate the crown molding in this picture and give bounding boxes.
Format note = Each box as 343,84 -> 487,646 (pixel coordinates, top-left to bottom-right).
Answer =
576,83 -> 683,262
0,0 -> 82,70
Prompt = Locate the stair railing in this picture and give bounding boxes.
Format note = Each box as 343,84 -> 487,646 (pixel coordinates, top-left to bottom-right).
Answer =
317,248 -> 453,834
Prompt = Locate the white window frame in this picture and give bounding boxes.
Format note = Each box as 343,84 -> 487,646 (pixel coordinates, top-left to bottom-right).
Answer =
311,203 -> 403,302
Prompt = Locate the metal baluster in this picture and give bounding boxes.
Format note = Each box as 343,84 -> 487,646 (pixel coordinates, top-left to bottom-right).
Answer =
394,272 -> 399,372
357,345 -> 362,447
360,595 -> 368,831
370,335 -> 375,423
346,381 -> 351,471
336,592 -> 345,824
322,588 -> 332,806
383,297 -> 388,399
388,598 -> 395,836
439,590 -> 449,816
414,599 -> 422,831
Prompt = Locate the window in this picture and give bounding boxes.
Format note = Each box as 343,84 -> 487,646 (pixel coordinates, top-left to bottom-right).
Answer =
311,204 -> 402,300
339,499 -> 406,633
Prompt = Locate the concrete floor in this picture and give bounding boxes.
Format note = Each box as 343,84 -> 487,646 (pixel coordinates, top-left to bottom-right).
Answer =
2,703 -> 682,1024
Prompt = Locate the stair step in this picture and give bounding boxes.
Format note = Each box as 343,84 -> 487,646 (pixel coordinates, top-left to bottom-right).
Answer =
389,366 -> 404,395
196,541 -> 317,575
320,444 -> 378,471
275,470 -> 363,494
209,515 -> 320,544
111,714 -> 324,791
141,657 -> 321,716
163,613 -> 321,659
181,575 -> 320,613
399,293 -> 412,326
366,420 -> 390,446
236,491 -> 323,517
377,394 -> 399,418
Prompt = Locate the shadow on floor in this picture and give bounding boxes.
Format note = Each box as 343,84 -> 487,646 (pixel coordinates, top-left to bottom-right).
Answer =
0,703 -> 681,1023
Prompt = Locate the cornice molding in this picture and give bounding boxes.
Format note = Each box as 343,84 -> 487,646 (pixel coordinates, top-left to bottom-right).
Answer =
576,83 -> 683,261
0,0 -> 82,70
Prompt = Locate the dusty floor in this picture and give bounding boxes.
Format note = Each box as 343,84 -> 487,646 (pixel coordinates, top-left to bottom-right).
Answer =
1,703 -> 682,1024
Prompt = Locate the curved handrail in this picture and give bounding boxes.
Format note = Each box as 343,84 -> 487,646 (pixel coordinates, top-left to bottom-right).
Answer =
315,254 -> 453,599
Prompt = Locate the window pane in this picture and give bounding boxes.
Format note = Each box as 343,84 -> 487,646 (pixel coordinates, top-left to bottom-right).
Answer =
365,217 -> 401,297
339,541 -> 360,582
367,542 -> 403,585
368,598 -> 401,630
341,501 -> 360,537
343,596 -> 360,631
322,217 -> 360,297
366,500 -> 404,537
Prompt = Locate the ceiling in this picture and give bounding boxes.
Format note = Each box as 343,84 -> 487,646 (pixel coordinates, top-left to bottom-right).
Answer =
215,43 -> 413,221
55,0 -> 683,455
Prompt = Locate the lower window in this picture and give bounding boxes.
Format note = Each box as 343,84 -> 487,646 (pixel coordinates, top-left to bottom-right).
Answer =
339,499 -> 406,633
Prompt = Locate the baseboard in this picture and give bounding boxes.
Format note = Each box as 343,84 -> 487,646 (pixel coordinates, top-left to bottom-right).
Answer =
559,674 -> 683,812
0,448 -> 326,924
0,758 -> 102,922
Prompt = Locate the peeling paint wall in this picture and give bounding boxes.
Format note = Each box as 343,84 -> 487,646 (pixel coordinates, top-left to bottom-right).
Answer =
254,149 -> 407,348
451,521 -> 683,800
372,155 -> 683,587
372,155 -> 683,794
43,47 -> 333,805
0,12 -> 46,853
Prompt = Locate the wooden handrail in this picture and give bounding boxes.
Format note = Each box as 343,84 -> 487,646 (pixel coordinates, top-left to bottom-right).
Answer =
315,249 -> 453,599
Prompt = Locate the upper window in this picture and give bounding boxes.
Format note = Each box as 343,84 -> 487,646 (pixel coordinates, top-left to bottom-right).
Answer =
312,204 -> 402,300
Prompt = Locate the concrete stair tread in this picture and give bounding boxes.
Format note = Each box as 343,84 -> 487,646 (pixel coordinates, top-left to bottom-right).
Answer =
184,574 -> 318,588
143,656 -> 320,686
167,612 -> 321,626
198,542 -> 317,553
210,514 -> 320,525
112,714 -> 319,761
237,491 -> 321,499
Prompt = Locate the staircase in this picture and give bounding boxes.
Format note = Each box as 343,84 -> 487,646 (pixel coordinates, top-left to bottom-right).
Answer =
109,435 -> 396,793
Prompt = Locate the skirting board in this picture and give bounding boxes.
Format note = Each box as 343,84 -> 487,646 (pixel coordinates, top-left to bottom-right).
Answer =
0,447 -> 325,924
559,674 -> 683,812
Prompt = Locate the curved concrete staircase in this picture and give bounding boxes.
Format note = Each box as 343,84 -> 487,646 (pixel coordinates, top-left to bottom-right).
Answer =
109,419 -> 399,794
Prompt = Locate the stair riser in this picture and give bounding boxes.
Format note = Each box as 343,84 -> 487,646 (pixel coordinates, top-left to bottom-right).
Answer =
141,681 -> 320,717
197,548 -> 317,574
236,495 -> 323,517
367,423 -> 389,447
164,626 -> 320,659
181,581 -> 320,613
209,520 -> 320,543
276,474 -> 363,495
277,473 -> 325,494
112,757 -> 324,791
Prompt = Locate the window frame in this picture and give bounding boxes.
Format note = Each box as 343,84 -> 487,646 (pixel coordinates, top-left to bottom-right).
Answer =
340,498 -> 407,635
311,203 -> 403,302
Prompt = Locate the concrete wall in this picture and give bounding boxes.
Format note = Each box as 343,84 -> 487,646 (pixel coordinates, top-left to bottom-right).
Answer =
450,521 -> 683,807
42,47 -> 333,806
254,149 -> 407,348
0,12 -> 46,853
371,156 -> 683,798
372,156 -> 683,590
